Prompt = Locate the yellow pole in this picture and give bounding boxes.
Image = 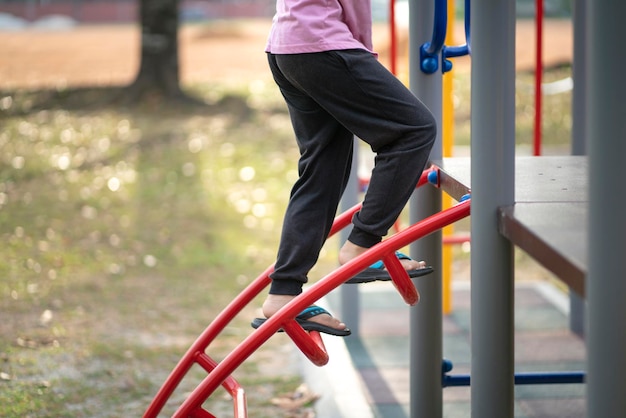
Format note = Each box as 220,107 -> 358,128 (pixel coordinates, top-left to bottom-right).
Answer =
442,0 -> 456,315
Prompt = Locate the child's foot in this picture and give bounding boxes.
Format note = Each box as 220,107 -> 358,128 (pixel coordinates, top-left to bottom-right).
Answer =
262,294 -> 348,333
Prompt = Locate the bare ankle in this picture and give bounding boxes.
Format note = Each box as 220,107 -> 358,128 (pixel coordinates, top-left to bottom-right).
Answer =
338,241 -> 369,265
262,294 -> 295,318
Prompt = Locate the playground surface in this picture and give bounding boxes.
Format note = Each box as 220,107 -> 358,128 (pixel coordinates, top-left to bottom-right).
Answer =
306,280 -> 587,418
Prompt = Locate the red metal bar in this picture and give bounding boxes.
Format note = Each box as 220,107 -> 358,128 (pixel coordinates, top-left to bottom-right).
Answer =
232,387 -> 247,418
169,199 -> 471,417
329,201 -> 361,237
283,322 -> 329,366
383,252 -> 420,305
443,235 -> 471,245
390,0 -> 397,74
149,170 -> 429,415
190,408 -> 216,418
534,0 -> 544,156
143,266 -> 273,417
146,165 -> 454,418
195,352 -> 247,416
333,167 -> 433,236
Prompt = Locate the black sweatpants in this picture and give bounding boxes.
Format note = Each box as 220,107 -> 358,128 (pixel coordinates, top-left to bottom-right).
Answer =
267,50 -> 436,296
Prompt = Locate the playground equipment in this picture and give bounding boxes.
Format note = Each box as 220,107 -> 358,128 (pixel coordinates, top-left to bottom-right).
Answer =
534,0 -> 544,156
408,1 -> 596,417
145,0 -> 626,416
442,359 -> 585,387
468,0 -> 626,417
420,0 -> 470,74
143,166 -> 471,417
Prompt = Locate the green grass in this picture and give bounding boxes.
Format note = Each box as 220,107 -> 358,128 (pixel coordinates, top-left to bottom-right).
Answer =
0,82 -> 307,417
0,64 -> 573,417
450,64 -> 573,152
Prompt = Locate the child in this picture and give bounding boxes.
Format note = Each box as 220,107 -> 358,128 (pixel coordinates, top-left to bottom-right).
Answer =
259,0 -> 436,335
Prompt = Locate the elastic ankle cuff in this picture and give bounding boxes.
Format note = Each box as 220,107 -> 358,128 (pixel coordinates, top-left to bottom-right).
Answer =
268,278 -> 304,296
348,227 -> 382,248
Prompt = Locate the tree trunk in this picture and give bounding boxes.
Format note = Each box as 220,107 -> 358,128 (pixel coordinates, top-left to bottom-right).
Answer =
125,0 -> 188,103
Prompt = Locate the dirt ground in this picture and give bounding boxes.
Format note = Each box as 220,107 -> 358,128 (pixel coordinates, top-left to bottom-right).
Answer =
0,18 -> 573,90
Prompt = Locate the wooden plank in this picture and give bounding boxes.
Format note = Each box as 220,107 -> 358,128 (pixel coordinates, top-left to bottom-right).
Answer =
499,203 -> 587,296
439,156 -> 587,202
437,156 -> 588,294
438,157 -> 471,202
514,157 -> 587,203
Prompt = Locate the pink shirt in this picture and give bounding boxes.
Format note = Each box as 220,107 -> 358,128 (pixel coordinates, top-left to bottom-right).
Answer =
265,0 -> 374,54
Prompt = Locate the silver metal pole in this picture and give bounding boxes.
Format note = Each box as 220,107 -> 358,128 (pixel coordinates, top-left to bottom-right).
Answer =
340,137 -> 361,336
470,1 -> 516,417
571,0 -> 587,157
409,0 -> 443,417
586,2 -> 626,417
569,0 -> 587,337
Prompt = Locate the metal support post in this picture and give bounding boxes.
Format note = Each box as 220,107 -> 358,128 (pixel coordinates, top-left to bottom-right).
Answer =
568,0 -> 588,338
340,137 -> 361,335
571,0 -> 587,157
409,0 -> 443,417
470,1 -> 516,417
587,2 -> 626,417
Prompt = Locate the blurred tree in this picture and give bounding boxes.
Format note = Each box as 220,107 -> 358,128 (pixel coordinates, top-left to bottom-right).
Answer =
126,0 -> 190,102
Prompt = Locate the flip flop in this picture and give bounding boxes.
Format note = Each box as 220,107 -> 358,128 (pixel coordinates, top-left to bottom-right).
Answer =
345,251 -> 434,284
251,305 -> 351,337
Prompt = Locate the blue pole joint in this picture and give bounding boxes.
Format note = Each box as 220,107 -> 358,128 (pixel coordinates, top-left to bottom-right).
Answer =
442,44 -> 470,73
420,44 -> 440,74
427,169 -> 439,186
419,0 -> 448,74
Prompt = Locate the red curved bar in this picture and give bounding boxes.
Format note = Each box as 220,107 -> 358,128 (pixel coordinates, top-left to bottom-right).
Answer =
443,235 -> 471,245
169,198 -> 472,417
332,167 -> 434,236
283,322 -> 329,366
189,408 -> 216,418
145,166 -> 463,418
383,253 -> 420,305
143,265 -> 274,417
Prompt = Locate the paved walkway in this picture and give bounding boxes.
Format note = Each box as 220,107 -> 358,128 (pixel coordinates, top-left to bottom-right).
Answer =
303,280 -> 587,418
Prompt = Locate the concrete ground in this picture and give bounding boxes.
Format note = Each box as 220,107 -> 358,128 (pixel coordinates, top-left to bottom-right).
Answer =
302,280 -> 586,418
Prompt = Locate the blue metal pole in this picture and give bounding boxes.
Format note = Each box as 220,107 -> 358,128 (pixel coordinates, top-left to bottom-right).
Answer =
419,0 -> 448,73
443,372 -> 586,387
